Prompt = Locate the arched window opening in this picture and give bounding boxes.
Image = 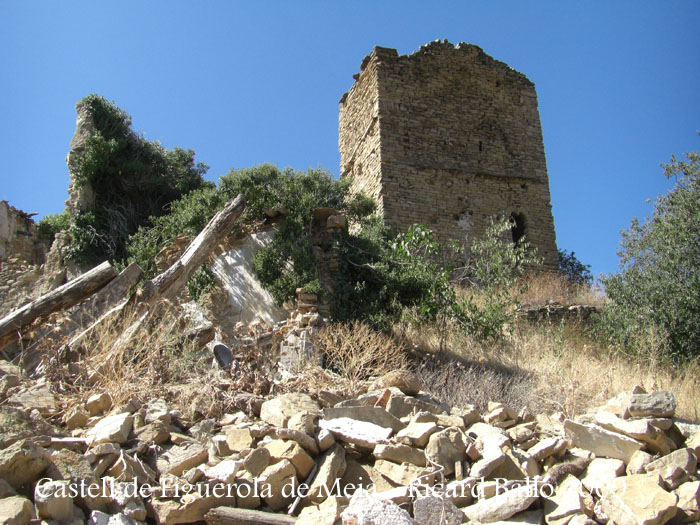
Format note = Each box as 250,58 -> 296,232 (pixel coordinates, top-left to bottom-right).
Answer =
511,212 -> 527,243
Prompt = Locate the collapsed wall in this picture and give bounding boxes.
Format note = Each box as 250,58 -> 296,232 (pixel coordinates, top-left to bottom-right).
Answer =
339,40 -> 558,267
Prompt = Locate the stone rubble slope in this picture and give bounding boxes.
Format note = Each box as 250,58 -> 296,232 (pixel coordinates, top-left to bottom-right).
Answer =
1,365 -> 699,525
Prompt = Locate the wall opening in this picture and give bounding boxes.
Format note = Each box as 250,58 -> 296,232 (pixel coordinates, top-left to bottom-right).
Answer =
510,212 -> 527,243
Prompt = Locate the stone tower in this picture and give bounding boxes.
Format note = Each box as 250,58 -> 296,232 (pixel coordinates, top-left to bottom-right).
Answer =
339,40 -> 558,267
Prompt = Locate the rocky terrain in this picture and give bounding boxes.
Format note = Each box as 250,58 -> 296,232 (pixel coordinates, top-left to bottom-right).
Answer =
1,363 -> 699,524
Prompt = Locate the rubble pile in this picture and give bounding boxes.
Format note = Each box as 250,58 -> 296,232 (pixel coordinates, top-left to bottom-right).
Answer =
1,363 -> 699,524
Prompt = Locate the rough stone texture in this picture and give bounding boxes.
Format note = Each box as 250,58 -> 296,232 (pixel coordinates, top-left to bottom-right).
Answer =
600,473 -> 678,525
297,496 -> 344,525
34,480 -> 75,521
369,370 -> 422,395
424,426 -> 467,475
47,448 -> 109,512
645,448 -> 697,477
374,443 -> 426,467
263,439 -> 315,478
413,495 -> 463,525
155,441 -> 208,477
0,495 -> 33,525
628,391 -> 676,418
462,484 -> 538,523
580,457 -> 625,494
339,41 -> 558,267
543,474 -> 594,524
257,459 -> 297,511
323,406 -> 405,433
0,438 -> 50,489
260,393 -> 320,428
564,420 -> 644,463
341,488 -> 415,525
320,417 -> 393,449
306,443 -> 347,504
84,413 -> 133,445
674,481 -> 700,523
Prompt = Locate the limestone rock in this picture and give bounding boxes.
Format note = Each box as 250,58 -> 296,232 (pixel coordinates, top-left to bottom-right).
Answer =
645,447 -> 697,477
628,391 -> 676,418
413,495 -> 463,525
320,417 -> 393,449
0,438 -> 50,489
224,427 -> 254,452
260,393 -> 320,428
307,443 -> 346,504
626,449 -> 654,475
425,426 -> 466,475
386,394 -> 446,419
156,441 -> 207,476
85,413 -> 133,445
395,421 -> 438,447
674,480 -> 700,523
144,398 -> 171,426
243,447 -> 271,477
341,488 -> 414,525
527,437 -> 568,462
34,480 -> 75,521
580,457 -> 625,495
543,474 -> 594,524
47,448 -> 109,512
323,406 -> 405,433
369,370 -> 422,395
600,473 -> 678,525
469,443 -> 506,479
595,411 -> 670,455
0,496 -> 33,525
264,439 -> 315,478
462,484 -> 538,523
373,443 -> 426,467
85,393 -> 112,416
564,419 -> 644,463
297,496 -> 344,525
258,459 -> 298,511
148,492 -> 236,525
373,460 -> 427,487
200,458 -> 242,483
0,478 -> 16,498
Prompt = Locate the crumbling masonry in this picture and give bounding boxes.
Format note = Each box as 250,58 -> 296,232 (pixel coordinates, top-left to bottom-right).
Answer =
339,40 -> 558,267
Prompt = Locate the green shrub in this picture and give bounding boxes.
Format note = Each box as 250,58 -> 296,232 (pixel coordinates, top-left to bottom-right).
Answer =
36,211 -> 70,244
558,249 -> 593,287
598,150 -> 700,361
67,94 -> 211,265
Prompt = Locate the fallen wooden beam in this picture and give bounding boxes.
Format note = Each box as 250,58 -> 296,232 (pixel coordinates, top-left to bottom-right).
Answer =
140,194 -> 246,304
205,507 -> 296,525
0,261 -> 117,349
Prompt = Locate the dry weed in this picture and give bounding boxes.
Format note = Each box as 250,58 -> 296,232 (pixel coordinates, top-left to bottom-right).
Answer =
313,320 -> 407,396
515,270 -> 606,307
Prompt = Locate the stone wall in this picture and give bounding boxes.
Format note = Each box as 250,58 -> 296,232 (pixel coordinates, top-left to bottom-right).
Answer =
339,40 -> 558,267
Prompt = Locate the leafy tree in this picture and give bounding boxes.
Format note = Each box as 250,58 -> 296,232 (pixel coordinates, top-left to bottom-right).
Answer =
600,151 -> 700,360
36,211 -> 70,244
558,249 -> 593,287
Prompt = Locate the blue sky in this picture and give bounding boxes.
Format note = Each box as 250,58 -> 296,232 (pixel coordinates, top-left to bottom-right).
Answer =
1,1 -> 698,278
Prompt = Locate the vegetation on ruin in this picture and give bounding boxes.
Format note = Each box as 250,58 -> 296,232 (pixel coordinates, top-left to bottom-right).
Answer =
65,94 -> 212,266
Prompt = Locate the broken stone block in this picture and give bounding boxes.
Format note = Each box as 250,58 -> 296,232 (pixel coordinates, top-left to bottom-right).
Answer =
386,394 -> 446,419
341,488 -> 414,525
156,441 -> 207,476
600,473 -> 678,525
373,460 -> 427,487
674,480 -> 700,523
462,484 -> 538,523
106,479 -> 147,521
628,391 -> 676,418
526,437 -> 568,462
322,406 -> 405,433
580,457 -> 625,495
257,459 -> 298,511
85,393 -> 112,416
626,449 -> 654,475
288,412 -> 317,435
319,417 -> 393,449
469,443 -> 506,479
84,413 -> 133,445
564,420 -> 644,463
306,443 -> 346,504
645,447 -> 697,478
224,426 -> 254,452
425,426 -> 466,475
317,427 -> 335,452
395,421 -> 438,447
148,492 -> 236,525
0,438 -> 50,489
264,439 -> 315,478
0,478 -> 16,498
340,458 -> 394,494
209,434 -> 232,458
595,411 -> 670,455
65,407 -> 90,430
47,448 -> 109,512
0,496 -> 32,525
260,393 -> 320,428
543,474 -> 594,524
34,480 -> 75,521
200,459 -> 242,483
243,447 -> 271,477
134,421 -> 170,445
373,443 -> 426,467
297,495 -> 344,525
414,495 -> 464,525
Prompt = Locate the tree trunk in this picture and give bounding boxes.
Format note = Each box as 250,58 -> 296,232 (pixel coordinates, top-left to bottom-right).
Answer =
205,507 -> 296,525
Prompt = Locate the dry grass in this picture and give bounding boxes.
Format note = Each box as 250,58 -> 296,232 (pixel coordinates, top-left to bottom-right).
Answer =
515,270 -> 606,307
43,300 -> 245,421
397,274 -> 700,421
312,320 -> 408,396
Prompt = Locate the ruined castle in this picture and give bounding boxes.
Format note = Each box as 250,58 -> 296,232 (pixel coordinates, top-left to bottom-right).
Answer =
339,40 -> 558,267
